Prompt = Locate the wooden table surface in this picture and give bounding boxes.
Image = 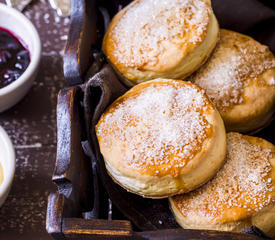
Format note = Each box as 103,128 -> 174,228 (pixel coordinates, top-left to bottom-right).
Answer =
0,1 -> 69,239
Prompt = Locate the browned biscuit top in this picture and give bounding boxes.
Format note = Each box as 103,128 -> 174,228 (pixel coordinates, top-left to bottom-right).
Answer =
103,0 -> 212,73
191,29 -> 275,111
172,132 -> 275,223
96,79 -> 214,178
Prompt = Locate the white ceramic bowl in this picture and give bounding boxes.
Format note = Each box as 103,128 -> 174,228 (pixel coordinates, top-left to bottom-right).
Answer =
0,3 -> 41,112
0,126 -> 15,207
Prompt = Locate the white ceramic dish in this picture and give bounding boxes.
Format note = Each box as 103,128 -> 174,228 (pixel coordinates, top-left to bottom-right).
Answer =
0,3 -> 41,112
0,126 -> 15,207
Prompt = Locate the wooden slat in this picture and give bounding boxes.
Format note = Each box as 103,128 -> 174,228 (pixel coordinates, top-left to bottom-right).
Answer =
46,193 -> 66,240
62,218 -> 132,240
135,229 -> 267,240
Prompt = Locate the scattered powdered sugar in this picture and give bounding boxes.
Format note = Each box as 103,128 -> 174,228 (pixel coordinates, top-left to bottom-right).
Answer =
191,30 -> 275,110
110,0 -> 210,68
97,81 -> 211,176
175,132 -> 274,220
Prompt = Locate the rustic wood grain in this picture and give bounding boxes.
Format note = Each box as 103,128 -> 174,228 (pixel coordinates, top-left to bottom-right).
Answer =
54,87 -> 93,215
63,0 -> 98,86
46,193 -> 66,240
0,1 -> 70,239
62,218 -> 132,240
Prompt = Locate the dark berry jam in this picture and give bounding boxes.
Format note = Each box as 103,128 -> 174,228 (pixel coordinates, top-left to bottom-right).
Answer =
0,27 -> 30,88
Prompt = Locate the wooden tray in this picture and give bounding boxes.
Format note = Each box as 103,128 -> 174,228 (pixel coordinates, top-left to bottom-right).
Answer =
46,0 -> 275,239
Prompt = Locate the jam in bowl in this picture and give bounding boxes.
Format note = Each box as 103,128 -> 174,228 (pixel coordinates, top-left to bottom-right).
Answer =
0,2 -> 41,112
0,27 -> 30,89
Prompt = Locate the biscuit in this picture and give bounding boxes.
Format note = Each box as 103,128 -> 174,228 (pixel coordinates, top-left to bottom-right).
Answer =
190,29 -> 275,133
170,132 -> 275,237
103,0 -> 219,86
96,79 -> 226,198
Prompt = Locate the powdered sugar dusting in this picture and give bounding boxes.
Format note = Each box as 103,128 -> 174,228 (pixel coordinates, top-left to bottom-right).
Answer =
110,0 -> 210,68
97,80 -> 212,176
175,132 -> 274,220
191,30 -> 275,110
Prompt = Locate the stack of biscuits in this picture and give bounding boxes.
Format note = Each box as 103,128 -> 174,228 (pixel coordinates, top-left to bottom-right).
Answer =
95,0 -> 275,236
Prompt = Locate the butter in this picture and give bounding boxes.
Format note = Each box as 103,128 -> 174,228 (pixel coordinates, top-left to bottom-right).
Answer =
0,162 -> 3,185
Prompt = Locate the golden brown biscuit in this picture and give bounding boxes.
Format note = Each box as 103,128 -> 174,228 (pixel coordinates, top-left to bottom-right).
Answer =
103,0 -> 219,86
96,79 -> 226,198
170,132 -> 275,237
190,29 -> 275,133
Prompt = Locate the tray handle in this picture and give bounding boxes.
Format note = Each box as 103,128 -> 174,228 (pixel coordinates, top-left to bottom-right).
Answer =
53,87 -> 93,216
63,0 -> 98,86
